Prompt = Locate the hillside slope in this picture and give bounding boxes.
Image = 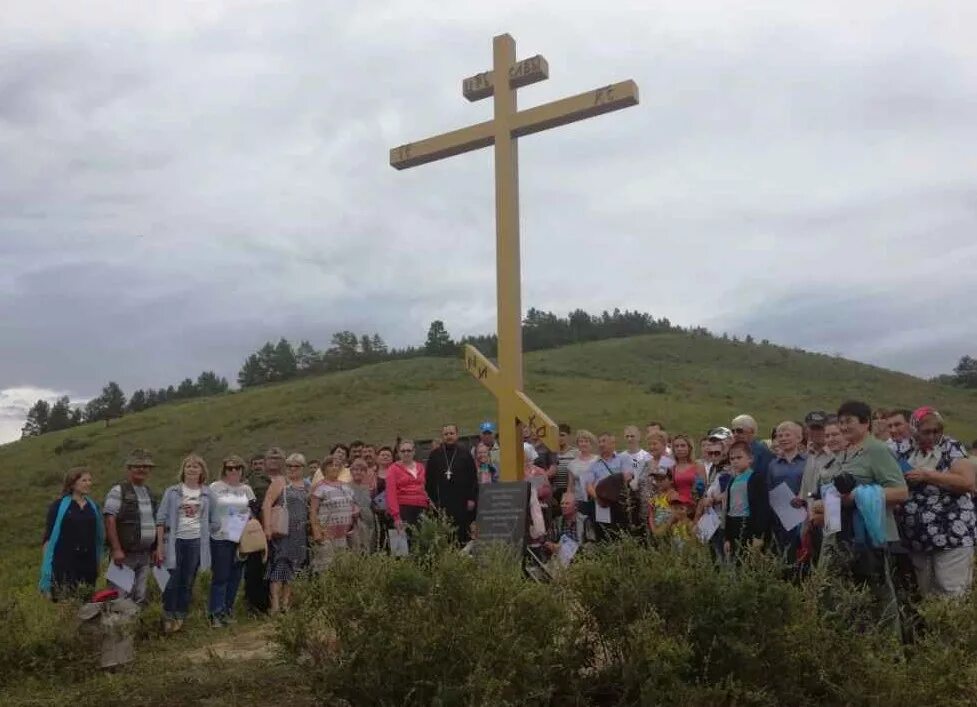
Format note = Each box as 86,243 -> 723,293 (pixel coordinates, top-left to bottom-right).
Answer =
3,333 -> 977,592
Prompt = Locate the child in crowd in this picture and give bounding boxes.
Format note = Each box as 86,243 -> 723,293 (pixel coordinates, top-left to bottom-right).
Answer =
476,443 -> 499,484
647,470 -> 676,534
651,495 -> 693,545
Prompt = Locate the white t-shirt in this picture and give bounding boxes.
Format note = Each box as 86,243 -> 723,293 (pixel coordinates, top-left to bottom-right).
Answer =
619,449 -> 652,477
176,484 -> 202,540
210,481 -> 256,541
568,456 -> 597,502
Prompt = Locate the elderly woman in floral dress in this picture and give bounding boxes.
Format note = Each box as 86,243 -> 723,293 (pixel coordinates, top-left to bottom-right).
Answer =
310,458 -> 355,571
898,406 -> 977,597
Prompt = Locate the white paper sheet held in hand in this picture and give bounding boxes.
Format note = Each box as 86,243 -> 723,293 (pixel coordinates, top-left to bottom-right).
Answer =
153,566 -> 170,593
769,482 -> 808,531
594,502 -> 612,524
557,535 -> 580,567
388,529 -> 409,557
821,484 -> 843,536
106,563 -> 135,593
696,508 -> 721,542
224,513 -> 249,543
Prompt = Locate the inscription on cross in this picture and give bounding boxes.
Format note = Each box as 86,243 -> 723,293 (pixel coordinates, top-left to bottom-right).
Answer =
390,33 -> 638,480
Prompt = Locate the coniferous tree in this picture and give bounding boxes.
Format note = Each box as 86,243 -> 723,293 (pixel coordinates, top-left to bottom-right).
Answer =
370,334 -> 388,358
953,355 -> 977,388
21,399 -> 50,438
360,335 -> 374,363
195,370 -> 229,396
175,377 -> 196,398
127,390 -> 148,413
47,396 -> 75,431
237,354 -> 265,388
424,320 -> 455,356
99,382 -> 126,424
271,339 -> 297,381
83,397 -> 105,424
326,331 -> 360,371
295,340 -> 319,374
257,342 -> 277,380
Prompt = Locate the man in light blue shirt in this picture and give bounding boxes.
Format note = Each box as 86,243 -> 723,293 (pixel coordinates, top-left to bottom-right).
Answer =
766,421 -> 807,559
584,433 -> 629,541
584,432 -> 628,497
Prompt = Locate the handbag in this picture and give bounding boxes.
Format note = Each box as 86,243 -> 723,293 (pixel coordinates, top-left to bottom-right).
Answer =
270,486 -> 290,538
237,519 -> 268,561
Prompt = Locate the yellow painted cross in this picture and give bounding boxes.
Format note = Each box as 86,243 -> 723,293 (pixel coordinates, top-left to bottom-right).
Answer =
390,33 -> 638,480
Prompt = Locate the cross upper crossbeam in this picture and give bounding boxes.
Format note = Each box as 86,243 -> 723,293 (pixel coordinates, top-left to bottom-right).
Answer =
462,54 -> 549,102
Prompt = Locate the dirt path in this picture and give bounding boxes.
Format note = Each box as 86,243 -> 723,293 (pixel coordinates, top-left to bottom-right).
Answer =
185,623 -> 277,661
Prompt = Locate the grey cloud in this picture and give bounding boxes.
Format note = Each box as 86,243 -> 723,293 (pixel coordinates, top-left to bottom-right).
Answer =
722,285 -> 975,379
0,1 -> 975,444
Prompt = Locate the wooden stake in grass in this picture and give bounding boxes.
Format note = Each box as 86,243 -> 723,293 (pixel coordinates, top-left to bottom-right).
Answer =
390,33 -> 638,480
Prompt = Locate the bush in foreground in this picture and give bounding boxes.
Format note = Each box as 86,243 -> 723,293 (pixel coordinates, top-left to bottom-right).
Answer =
279,525 -> 977,706
0,589 -> 96,689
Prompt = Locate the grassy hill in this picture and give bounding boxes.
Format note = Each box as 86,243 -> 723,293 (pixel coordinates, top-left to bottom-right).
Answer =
3,332 -> 977,702
4,332 -> 977,594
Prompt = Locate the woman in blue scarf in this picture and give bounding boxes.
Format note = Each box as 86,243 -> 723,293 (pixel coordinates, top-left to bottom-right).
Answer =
40,467 -> 104,600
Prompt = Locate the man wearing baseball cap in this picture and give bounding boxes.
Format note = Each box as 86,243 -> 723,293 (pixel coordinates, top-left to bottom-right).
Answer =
707,427 -> 733,447
803,411 -> 833,480
475,421 -> 501,469
103,449 -> 158,605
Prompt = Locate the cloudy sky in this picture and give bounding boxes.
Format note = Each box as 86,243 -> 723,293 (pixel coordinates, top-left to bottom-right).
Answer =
2,1 -> 975,442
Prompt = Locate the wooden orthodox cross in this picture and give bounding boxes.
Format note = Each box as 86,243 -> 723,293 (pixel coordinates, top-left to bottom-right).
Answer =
390,33 -> 638,481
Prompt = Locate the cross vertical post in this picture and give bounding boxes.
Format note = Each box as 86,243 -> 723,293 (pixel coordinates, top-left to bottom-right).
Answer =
492,34 -> 524,479
390,33 -> 638,481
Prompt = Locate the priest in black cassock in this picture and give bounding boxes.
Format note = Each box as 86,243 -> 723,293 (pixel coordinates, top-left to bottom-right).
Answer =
425,424 -> 479,544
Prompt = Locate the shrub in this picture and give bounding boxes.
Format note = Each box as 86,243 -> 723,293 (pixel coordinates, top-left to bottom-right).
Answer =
0,590 -> 97,688
53,437 -> 90,455
276,525 -> 977,705
564,538 -> 916,704
277,541 -> 587,706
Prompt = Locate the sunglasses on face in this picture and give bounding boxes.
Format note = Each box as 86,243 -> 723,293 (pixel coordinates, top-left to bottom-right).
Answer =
399,448 -> 414,454
732,428 -> 748,435
224,465 -> 244,471
706,451 -> 723,457
285,463 -> 303,468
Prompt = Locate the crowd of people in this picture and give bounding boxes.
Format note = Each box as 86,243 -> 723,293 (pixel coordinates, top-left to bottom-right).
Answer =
39,402 -> 977,632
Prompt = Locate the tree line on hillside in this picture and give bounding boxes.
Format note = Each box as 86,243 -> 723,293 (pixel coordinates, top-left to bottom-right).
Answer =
18,305 -> 977,440
19,308 -> 680,438
236,309 -> 679,387
20,371 -> 229,439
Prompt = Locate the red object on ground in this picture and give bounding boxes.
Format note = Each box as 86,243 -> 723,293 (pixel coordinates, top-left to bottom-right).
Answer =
91,588 -> 119,603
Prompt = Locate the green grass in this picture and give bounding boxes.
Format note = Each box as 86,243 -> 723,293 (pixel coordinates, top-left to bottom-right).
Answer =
2,333 -> 976,703
5,333 -> 977,593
